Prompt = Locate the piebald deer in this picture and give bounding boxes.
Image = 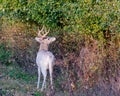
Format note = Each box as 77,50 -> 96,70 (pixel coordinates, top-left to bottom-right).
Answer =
35,26 -> 56,91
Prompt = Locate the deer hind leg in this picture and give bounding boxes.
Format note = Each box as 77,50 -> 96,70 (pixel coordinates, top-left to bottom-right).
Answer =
37,67 -> 41,89
41,69 -> 47,91
49,64 -> 53,89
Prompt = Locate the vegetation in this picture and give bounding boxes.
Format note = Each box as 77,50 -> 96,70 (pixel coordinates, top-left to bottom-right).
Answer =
0,43 -> 11,65
0,0 -> 120,96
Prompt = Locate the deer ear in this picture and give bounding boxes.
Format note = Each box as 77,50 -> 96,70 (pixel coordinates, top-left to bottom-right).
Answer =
52,37 -> 56,42
49,37 -> 56,43
35,37 -> 42,43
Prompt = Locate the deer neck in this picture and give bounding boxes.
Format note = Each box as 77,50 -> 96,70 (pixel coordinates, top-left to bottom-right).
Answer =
39,43 -> 49,51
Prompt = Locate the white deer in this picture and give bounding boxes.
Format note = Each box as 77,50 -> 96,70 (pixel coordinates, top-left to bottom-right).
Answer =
35,26 -> 56,91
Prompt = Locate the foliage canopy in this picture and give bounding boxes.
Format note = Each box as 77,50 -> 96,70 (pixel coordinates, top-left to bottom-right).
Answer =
0,0 -> 120,36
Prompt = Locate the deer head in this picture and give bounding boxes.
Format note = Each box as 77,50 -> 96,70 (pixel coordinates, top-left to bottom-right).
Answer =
35,26 -> 56,50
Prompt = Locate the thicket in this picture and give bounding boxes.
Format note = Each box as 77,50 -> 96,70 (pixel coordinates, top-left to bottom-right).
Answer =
0,0 -> 120,95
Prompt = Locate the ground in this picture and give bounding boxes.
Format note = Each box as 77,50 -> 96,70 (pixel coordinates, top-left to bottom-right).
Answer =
0,64 -> 119,96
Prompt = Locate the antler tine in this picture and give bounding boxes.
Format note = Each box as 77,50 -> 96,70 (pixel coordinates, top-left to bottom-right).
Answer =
43,27 -> 50,37
37,25 -> 50,37
38,26 -> 45,37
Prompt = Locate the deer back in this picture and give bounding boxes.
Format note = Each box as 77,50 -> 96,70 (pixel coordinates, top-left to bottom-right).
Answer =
36,50 -> 55,68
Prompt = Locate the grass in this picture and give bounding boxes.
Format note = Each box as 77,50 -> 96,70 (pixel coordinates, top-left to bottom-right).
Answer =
0,64 -> 44,96
0,63 -> 70,96
8,66 -> 36,83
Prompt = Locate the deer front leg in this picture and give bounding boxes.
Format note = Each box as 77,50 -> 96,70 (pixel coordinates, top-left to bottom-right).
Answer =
37,67 -> 41,89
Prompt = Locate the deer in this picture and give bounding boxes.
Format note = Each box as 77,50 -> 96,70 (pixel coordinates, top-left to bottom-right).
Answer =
35,26 -> 56,91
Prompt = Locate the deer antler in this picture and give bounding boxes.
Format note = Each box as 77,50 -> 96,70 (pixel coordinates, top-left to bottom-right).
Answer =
38,25 -> 50,37
38,26 -> 45,37
43,27 -> 50,37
